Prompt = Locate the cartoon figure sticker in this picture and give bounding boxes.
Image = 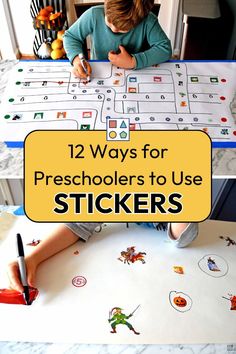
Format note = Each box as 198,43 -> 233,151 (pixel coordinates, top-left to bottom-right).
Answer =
207,257 -> 220,272
198,254 -> 228,278
26,239 -> 41,246
169,291 -> 192,312
108,305 -> 140,335
118,247 -> 146,265
219,235 -> 236,247
223,294 -> 236,310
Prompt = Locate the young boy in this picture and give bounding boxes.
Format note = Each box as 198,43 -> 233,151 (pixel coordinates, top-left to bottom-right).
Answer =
7,222 -> 198,293
63,0 -> 172,79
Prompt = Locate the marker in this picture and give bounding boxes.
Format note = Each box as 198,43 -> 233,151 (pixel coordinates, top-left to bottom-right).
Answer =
16,233 -> 30,305
79,53 -> 91,82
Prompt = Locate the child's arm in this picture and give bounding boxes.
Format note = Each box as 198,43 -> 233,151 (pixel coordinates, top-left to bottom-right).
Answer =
109,16 -> 172,70
7,225 -> 80,293
63,8 -> 94,78
133,16 -> 172,69
7,222 -> 103,292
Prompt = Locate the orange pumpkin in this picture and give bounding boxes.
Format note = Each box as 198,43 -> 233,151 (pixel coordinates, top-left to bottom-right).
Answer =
44,6 -> 54,13
173,296 -> 187,307
39,9 -> 50,17
49,12 -> 62,21
57,30 -> 65,41
37,14 -> 48,21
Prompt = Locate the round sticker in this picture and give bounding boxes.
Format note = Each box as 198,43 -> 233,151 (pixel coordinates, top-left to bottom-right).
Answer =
72,276 -> 87,287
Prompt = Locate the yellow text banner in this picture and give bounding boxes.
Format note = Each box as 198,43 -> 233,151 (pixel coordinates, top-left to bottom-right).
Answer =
24,130 -> 211,222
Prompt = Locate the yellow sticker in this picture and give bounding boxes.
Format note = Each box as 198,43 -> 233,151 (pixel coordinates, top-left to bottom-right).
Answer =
109,131 -> 117,139
173,266 -> 184,274
24,130 -> 211,222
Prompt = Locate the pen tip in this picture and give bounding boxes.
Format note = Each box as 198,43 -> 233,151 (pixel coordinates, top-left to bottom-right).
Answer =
25,298 -> 32,305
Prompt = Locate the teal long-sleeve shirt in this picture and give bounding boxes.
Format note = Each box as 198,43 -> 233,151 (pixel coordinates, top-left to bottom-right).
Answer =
64,5 -> 172,70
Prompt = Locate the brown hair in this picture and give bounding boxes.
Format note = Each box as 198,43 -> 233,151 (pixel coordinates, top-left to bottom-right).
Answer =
104,0 -> 154,31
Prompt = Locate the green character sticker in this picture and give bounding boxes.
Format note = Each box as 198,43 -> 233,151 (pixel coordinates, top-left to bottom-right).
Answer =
108,305 -> 140,335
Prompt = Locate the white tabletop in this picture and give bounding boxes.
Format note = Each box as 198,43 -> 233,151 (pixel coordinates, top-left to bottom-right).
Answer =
1,60 -> 236,177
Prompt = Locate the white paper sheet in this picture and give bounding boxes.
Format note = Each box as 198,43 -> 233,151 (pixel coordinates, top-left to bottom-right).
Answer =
0,216 -> 236,344
0,61 -> 236,143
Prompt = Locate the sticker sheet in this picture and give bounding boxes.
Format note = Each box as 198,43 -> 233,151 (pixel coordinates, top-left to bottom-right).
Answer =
0,216 -> 236,344
0,61 -> 236,144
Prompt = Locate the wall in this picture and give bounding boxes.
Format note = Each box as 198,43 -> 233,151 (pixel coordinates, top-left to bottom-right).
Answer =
224,0 -> 236,58
0,0 -> 20,58
0,179 -> 23,205
8,0 -> 35,56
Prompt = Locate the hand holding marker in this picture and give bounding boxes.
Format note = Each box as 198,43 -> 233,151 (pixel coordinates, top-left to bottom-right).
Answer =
79,53 -> 91,82
16,233 -> 30,305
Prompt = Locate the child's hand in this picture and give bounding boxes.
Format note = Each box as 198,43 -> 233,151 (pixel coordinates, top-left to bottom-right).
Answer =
7,255 -> 37,293
72,55 -> 92,80
108,45 -> 136,69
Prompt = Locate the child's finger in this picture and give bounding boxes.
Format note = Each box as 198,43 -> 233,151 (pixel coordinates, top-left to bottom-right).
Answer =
119,45 -> 126,54
77,64 -> 88,79
27,271 -> 36,288
86,62 -> 92,75
108,55 -> 117,64
7,262 -> 24,293
72,66 -> 82,78
108,51 -> 117,61
72,66 -> 86,79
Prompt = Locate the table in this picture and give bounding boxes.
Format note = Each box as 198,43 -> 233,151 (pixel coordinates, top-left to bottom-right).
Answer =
1,60 -> 236,176
0,60 -> 236,178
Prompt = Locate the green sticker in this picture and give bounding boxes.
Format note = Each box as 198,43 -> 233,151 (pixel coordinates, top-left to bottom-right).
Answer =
80,124 -> 90,130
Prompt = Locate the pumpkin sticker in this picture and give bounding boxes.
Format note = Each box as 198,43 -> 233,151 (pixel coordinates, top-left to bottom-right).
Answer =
173,296 -> 187,307
169,291 -> 192,312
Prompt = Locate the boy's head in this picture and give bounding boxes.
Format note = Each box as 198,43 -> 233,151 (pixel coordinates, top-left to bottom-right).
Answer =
104,0 -> 154,33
